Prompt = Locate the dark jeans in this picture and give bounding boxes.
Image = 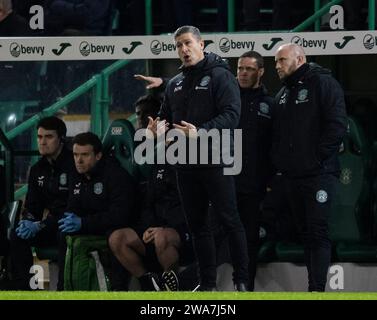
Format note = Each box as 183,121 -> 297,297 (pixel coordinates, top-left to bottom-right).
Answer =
283,174 -> 337,291
236,192 -> 262,291
176,168 -> 249,288
9,223 -> 65,290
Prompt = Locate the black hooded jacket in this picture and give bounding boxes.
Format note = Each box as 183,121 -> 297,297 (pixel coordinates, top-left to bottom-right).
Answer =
66,157 -> 136,234
272,63 -> 347,177
24,146 -> 75,222
138,164 -> 185,229
159,52 -> 241,167
235,84 -> 275,194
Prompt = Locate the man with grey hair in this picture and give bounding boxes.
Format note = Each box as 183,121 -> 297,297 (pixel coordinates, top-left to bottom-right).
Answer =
273,43 -> 347,291
148,25 -> 249,291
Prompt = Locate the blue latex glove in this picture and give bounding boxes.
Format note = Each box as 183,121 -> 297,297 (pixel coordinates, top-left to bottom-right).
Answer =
16,220 -> 41,240
58,212 -> 82,233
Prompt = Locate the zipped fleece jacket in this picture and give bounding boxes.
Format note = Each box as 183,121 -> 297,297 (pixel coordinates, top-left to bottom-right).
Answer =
272,63 -> 347,177
159,52 -> 241,167
66,157 -> 136,234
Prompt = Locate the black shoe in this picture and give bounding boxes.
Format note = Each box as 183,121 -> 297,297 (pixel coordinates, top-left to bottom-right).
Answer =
192,284 -> 217,292
234,282 -> 248,292
138,272 -> 162,291
161,270 -> 179,291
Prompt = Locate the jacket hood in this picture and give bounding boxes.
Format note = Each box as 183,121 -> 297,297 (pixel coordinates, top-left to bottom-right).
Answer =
306,62 -> 332,78
180,51 -> 230,74
284,62 -> 332,87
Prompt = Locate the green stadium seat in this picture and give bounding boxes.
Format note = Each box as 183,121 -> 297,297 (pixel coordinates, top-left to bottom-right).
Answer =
258,241 -> 277,262
4,200 -> 22,241
102,119 -> 139,179
0,101 -> 39,132
330,117 -> 371,243
64,235 -> 110,291
275,117 -> 377,262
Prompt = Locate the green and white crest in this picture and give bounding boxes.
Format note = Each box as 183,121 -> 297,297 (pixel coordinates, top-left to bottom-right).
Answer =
259,102 -> 269,114
297,89 -> 308,101
316,190 -> 328,203
93,182 -> 103,195
200,76 -> 211,87
59,173 -> 67,186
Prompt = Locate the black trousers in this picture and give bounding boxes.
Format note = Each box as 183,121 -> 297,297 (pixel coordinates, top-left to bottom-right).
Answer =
176,168 -> 249,288
9,223 -> 67,290
282,173 -> 338,292
236,192 -> 262,291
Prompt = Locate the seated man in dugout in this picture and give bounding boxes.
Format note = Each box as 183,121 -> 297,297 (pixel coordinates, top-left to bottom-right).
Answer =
108,163 -> 194,291
108,94 -> 195,291
57,132 -> 137,289
1,116 -> 75,291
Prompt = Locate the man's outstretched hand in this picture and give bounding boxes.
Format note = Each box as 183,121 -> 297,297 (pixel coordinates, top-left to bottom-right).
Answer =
134,74 -> 163,89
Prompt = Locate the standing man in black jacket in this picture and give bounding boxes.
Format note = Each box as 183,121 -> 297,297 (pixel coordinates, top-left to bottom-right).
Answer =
5,116 -> 75,290
235,50 -> 275,291
148,26 -> 249,291
273,43 -> 347,291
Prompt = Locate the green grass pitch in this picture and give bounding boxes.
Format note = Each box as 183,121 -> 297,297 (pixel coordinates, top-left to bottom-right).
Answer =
1,291 -> 377,300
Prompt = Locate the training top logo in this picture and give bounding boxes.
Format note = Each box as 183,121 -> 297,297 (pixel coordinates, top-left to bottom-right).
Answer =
150,40 -> 162,55
94,182 -> 103,195
259,102 -> 269,114
296,89 -> 309,104
219,38 -> 231,53
200,76 -> 211,86
316,190 -> 328,203
363,34 -> 375,50
80,41 -> 90,56
59,173 -> 67,186
279,92 -> 287,105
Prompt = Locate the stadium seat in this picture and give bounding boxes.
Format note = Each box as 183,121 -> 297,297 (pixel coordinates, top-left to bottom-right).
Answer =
258,241 -> 277,262
331,117 -> 372,242
102,118 -> 139,178
332,117 -> 377,261
275,117 -> 377,262
64,235 -> 110,291
4,200 -> 23,241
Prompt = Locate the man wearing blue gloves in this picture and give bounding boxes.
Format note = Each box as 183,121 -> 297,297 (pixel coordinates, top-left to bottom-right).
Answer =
59,132 -> 136,235
58,212 -> 81,233
2,116 -> 75,290
57,132 -> 137,288
15,220 -> 43,240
